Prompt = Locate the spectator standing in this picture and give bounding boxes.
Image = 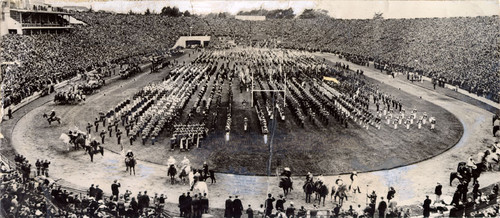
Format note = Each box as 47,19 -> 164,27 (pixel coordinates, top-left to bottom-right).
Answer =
246,204 -> 254,218
276,195 -> 286,211
423,195 -> 432,218
225,195 -> 233,217
111,180 -> 120,199
434,182 -> 442,204
233,195 -> 243,218
285,202 -> 295,217
264,193 -> 275,216
378,197 -> 387,218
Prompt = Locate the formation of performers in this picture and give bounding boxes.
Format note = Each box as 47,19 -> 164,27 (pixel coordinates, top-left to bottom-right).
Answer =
80,48 -> 437,151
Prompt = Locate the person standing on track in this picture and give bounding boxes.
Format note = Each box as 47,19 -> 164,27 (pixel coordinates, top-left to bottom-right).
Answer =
94,118 -> 100,132
100,129 -> 106,144
86,122 -> 93,135
116,129 -> 122,145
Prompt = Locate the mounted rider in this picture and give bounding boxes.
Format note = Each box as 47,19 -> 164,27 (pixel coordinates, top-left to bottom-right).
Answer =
281,167 -> 292,178
305,172 -> 313,183
126,150 -> 134,158
167,156 -> 176,166
49,109 -> 56,119
181,156 -> 191,168
466,155 -> 477,169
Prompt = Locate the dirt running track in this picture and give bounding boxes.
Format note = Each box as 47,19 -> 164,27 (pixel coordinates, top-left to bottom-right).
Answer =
8,52 -> 500,215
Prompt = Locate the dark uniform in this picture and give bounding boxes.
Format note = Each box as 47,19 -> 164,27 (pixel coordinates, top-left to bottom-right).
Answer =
116,129 -> 122,145
94,118 -> 100,132
100,130 -> 106,144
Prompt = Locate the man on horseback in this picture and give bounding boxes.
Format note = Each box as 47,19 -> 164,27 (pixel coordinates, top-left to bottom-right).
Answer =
43,109 -> 61,125
49,109 -> 56,120
306,172 -> 313,183
279,168 -> 293,196
126,150 -> 134,158
125,150 -> 136,175
467,155 -> 478,169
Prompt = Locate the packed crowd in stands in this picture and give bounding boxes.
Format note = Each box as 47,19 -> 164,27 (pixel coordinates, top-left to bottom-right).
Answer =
2,12 -> 498,110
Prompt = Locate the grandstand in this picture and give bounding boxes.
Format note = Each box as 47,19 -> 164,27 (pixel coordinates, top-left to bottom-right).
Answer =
0,0 -> 72,35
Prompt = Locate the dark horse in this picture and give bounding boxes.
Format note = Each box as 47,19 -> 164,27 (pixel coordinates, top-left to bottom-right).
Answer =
167,164 -> 177,185
314,181 -> 329,206
303,180 -> 315,203
125,157 -> 136,175
42,113 -> 61,125
450,162 -> 485,186
279,176 -> 293,196
72,134 -> 87,150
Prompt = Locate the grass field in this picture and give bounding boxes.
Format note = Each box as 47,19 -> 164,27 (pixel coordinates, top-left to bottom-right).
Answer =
93,50 -> 463,176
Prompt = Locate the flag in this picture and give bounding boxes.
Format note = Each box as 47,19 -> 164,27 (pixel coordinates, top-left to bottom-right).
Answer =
323,76 -> 340,84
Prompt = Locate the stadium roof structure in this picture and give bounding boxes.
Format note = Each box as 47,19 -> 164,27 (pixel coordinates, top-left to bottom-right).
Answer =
10,8 -> 71,15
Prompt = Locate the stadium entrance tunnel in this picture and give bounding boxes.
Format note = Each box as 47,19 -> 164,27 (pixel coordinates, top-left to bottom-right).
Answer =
173,36 -> 211,49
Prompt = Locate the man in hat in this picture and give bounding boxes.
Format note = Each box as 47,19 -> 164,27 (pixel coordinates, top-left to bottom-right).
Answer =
306,172 -> 313,183
233,195 -> 244,218
116,129 -> 122,145
225,195 -> 233,217
86,123 -> 93,135
100,129 -> 106,144
264,193 -> 275,216
378,197 -> 387,218
111,180 -> 121,199
94,118 -> 100,132
423,195 -> 432,218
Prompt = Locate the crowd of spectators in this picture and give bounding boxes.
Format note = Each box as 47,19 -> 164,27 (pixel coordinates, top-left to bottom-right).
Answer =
1,156 -> 171,217
203,16 -> 499,102
2,12 -> 497,111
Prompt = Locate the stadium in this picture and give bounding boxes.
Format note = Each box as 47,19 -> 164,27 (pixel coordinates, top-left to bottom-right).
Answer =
0,0 -> 499,217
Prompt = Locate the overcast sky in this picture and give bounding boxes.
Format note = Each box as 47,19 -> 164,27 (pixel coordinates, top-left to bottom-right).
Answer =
45,0 -> 499,19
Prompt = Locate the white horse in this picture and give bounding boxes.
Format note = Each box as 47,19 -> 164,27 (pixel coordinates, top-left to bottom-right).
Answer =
188,170 -> 195,188
485,150 -> 499,170
192,181 -> 209,195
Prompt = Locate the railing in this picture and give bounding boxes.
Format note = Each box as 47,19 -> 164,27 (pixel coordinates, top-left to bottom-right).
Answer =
21,23 -> 70,27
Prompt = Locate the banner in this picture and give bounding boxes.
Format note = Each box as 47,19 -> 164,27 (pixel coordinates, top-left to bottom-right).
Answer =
323,76 -> 340,84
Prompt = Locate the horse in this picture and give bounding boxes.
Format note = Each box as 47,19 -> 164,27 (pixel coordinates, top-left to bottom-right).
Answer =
188,170 -> 195,188
484,150 -> 500,171
314,181 -> 329,206
42,113 -> 61,125
334,183 -> 349,206
303,180 -> 315,203
73,134 -> 87,150
125,157 -> 136,176
450,162 -> 485,186
179,165 -> 191,185
279,176 -> 293,196
167,164 -> 177,185
192,181 -> 209,196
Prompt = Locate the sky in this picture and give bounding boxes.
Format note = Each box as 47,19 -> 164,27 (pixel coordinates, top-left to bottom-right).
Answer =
44,0 -> 500,19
